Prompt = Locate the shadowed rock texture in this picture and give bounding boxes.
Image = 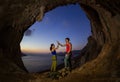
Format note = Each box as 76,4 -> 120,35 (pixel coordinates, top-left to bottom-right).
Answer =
0,0 -> 120,82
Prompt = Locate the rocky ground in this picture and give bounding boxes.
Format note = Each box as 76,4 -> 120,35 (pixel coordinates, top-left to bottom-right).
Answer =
1,69 -> 120,82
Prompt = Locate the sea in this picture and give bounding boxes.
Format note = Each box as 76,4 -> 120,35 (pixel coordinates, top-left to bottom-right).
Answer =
22,54 -> 64,73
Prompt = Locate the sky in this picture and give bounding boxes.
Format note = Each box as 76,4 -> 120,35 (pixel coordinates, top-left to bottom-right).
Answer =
20,4 -> 91,54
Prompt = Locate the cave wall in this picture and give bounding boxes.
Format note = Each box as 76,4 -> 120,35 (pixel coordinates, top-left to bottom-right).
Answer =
78,1 -> 120,64
0,0 -> 120,77
78,1 -> 120,77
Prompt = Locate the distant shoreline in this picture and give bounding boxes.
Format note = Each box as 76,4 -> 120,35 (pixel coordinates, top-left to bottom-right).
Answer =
21,50 -> 80,56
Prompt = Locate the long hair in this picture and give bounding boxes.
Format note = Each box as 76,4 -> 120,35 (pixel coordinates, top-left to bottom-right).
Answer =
50,44 -> 54,51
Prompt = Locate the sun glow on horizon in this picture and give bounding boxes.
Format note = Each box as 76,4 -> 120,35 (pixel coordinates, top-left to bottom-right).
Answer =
20,41 -> 85,54
20,41 -> 66,54
21,47 -> 49,54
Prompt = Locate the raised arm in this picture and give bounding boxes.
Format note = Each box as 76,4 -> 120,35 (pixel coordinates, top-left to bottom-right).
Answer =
57,41 -> 66,47
55,44 -> 59,50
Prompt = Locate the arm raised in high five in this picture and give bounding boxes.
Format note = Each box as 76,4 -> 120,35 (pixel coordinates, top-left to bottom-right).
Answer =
57,41 -> 66,47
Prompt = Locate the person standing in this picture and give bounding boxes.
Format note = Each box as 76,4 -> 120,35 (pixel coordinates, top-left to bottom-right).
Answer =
50,43 -> 59,72
57,38 -> 72,71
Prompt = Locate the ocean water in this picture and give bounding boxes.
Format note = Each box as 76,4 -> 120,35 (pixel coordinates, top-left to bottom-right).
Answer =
22,54 -> 64,73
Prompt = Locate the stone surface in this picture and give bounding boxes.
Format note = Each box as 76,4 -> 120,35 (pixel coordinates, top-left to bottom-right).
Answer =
0,0 -> 120,82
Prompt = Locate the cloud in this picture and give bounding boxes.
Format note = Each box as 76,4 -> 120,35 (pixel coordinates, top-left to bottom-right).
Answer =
24,29 -> 35,36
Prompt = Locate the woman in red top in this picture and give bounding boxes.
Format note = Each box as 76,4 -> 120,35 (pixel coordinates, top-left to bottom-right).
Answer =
57,38 -> 72,71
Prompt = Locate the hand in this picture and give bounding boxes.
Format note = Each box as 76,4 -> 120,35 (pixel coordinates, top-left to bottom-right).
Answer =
56,44 -> 59,49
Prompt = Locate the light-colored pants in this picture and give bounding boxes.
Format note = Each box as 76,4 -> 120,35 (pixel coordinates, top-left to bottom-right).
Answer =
51,55 -> 57,72
64,54 -> 70,68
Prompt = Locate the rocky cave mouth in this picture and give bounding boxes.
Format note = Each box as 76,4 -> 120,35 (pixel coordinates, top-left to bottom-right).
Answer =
0,0 -> 120,82
20,4 -> 91,73
19,2 -> 106,72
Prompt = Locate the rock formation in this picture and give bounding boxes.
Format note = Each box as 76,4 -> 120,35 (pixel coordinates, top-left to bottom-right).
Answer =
0,0 -> 120,82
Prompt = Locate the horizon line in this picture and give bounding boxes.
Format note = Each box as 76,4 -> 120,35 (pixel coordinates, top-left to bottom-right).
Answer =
22,49 -> 81,55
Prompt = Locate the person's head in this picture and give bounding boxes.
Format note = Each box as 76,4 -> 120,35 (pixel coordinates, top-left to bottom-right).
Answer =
65,37 -> 70,43
50,43 -> 55,51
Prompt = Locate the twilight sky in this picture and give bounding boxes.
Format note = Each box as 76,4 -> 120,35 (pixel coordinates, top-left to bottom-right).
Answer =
20,4 -> 91,54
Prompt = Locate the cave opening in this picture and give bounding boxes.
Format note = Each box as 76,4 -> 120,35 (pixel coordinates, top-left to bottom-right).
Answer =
0,1 -> 120,81
20,4 -> 91,73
